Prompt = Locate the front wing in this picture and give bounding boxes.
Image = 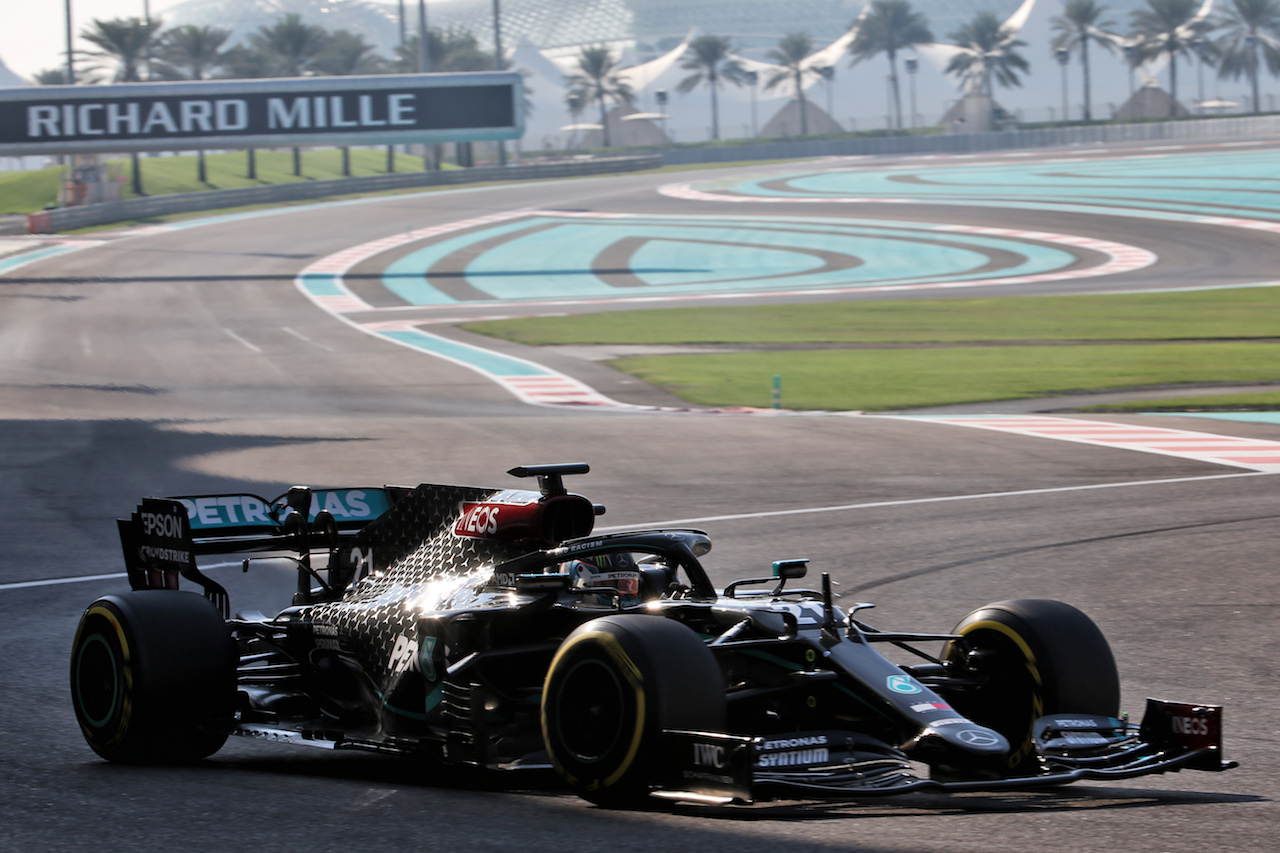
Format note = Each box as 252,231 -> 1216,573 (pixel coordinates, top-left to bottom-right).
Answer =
657,699 -> 1236,804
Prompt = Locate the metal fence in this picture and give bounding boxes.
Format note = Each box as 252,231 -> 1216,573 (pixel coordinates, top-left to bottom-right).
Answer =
23,113 -> 1280,233
26,154 -> 662,233
658,114 -> 1280,164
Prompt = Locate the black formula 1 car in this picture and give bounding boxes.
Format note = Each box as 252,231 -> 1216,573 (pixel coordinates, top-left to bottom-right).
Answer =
71,463 -> 1235,806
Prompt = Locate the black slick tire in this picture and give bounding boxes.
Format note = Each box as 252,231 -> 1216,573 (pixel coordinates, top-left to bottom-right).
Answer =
941,598 -> 1121,775
541,615 -> 725,808
70,591 -> 237,763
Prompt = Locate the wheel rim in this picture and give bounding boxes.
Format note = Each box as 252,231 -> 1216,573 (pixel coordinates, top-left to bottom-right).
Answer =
75,632 -> 120,729
553,658 -> 628,763
949,627 -> 1042,767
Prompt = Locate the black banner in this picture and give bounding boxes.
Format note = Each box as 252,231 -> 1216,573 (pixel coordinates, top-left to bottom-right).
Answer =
0,72 -> 521,155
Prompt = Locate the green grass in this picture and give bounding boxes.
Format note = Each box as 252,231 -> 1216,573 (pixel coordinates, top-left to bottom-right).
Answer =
612,343 -> 1280,411
461,290 -> 1280,411
0,148 -> 432,214
462,289 -> 1280,345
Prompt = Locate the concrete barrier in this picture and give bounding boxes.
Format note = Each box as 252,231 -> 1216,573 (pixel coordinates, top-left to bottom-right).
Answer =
28,154 -> 662,234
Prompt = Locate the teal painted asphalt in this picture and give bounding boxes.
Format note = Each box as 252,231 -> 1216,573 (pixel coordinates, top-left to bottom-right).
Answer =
380,213 -> 1077,305
1168,412 -> 1280,425
722,148 -> 1280,222
0,242 -> 95,274
378,328 -> 551,378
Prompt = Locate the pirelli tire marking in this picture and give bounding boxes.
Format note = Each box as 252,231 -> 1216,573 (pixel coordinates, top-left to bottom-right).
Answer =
542,629 -> 647,791
72,605 -> 135,751
960,618 -> 1044,771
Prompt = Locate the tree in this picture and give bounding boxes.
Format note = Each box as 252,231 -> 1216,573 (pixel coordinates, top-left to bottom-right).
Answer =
391,27 -> 494,72
81,16 -> 166,196
158,24 -> 231,80
1213,0 -> 1280,113
218,45 -> 276,79
1129,0 -> 1213,111
245,12 -> 331,77
849,0 -> 934,130
81,16 -> 164,82
313,29 -> 386,76
944,11 -> 1031,96
1051,0 -> 1117,121
677,35 -> 747,140
764,32 -> 822,135
564,45 -> 634,147
33,68 -> 72,85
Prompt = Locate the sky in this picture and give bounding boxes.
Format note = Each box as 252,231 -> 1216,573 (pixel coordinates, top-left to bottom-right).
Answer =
1,1 -> 187,81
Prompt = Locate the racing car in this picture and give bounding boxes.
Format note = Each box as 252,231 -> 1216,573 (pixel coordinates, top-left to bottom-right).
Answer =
71,463 -> 1235,807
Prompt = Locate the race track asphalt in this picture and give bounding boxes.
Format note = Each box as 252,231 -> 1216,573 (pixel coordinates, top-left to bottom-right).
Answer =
1,145 -> 1276,852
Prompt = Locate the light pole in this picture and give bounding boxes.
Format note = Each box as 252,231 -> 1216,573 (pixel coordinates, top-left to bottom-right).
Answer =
1246,33 -> 1260,113
567,93 -> 583,149
885,73 -> 893,133
905,56 -> 918,129
418,1 -> 434,169
493,0 -> 507,164
1123,43 -> 1137,109
655,89 -> 669,141
819,65 -> 835,130
417,1 -> 430,73
63,0 -> 75,83
1191,35 -> 1205,113
743,71 -> 758,137
1056,46 -> 1070,123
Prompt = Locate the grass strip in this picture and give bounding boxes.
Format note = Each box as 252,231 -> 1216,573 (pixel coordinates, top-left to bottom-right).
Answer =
0,148 -> 432,214
462,289 -> 1280,345
610,342 -> 1280,411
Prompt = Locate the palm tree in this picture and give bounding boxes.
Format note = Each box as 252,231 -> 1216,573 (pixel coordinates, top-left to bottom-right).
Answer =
217,44 -> 276,79
246,13 -> 331,77
944,11 -> 1031,96
764,32 -> 822,135
313,30 -> 386,76
677,34 -> 747,140
1214,0 -> 1280,113
81,17 -> 165,197
1129,0 -> 1212,112
392,27 -> 494,73
1051,0 -> 1117,121
81,16 -> 164,82
849,0 -> 934,131
564,45 -> 634,147
158,24 -> 231,80
33,68 -> 72,85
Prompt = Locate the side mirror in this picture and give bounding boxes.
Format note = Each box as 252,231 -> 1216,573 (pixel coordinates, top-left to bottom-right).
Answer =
772,558 -> 809,581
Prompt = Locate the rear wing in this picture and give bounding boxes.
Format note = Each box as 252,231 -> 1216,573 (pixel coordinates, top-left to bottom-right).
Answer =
118,486 -> 405,615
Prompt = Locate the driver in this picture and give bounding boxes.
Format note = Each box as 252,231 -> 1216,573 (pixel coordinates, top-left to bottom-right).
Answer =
564,552 -> 641,608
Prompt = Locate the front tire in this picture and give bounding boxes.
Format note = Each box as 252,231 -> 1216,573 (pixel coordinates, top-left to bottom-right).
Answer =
70,591 -> 237,763
941,599 -> 1120,775
542,615 -> 725,807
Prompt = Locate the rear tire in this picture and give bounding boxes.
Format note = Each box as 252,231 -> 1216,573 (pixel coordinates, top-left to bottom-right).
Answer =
542,615 -> 725,807
941,599 -> 1120,775
70,591 -> 237,763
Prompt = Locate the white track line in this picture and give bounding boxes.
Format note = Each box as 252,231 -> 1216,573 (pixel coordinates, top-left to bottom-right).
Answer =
6,472 -> 1264,593
598,470 -> 1266,529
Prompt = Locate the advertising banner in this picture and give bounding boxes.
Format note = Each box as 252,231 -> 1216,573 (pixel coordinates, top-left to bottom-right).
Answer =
0,72 -> 522,155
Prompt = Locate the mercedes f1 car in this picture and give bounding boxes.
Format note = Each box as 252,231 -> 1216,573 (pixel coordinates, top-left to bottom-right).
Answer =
71,463 -> 1235,806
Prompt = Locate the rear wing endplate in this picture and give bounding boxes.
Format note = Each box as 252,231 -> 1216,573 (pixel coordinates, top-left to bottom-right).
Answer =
117,487 -> 404,615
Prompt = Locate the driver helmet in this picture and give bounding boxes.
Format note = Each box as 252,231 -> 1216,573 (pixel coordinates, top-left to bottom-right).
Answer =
566,552 -> 640,607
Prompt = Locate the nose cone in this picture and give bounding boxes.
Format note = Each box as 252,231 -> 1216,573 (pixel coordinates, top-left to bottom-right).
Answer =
935,724 -> 1009,754
908,722 -> 1012,779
